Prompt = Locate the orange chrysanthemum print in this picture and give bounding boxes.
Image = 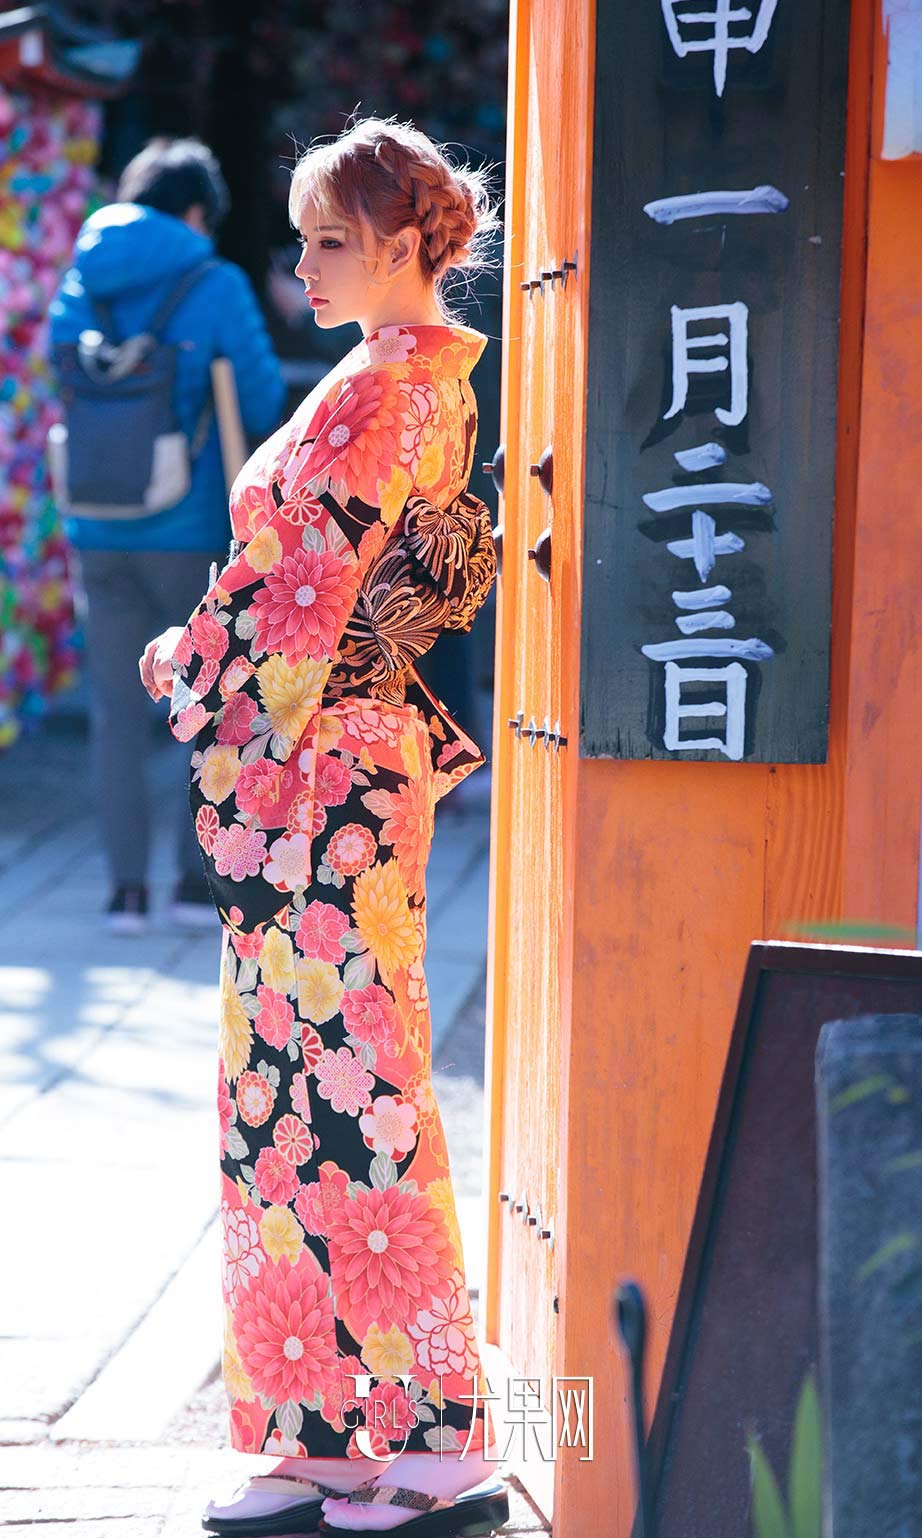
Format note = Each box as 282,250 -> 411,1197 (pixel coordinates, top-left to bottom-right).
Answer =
296,370 -> 403,507
236,1070 -> 275,1128
362,780 -> 433,901
326,823 -> 377,879
351,859 -> 420,980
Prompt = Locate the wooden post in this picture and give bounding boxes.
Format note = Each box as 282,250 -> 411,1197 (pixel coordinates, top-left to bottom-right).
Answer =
481,3 -> 917,1535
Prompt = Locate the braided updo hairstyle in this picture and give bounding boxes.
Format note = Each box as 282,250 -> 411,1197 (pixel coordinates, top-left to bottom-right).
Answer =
288,116 -> 500,319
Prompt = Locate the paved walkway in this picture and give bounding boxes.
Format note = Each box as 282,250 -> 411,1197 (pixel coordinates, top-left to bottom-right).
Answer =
0,717 -> 545,1535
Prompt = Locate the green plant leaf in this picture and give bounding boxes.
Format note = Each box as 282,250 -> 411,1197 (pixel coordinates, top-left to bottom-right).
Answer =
830,1074 -> 893,1114
883,1150 -> 922,1174
343,950 -> 376,991
855,1230 -> 921,1285
238,957 -> 258,993
747,1435 -> 792,1538
782,920 -> 916,943
788,1373 -> 822,1538
277,1399 -> 303,1440
369,1152 -> 398,1191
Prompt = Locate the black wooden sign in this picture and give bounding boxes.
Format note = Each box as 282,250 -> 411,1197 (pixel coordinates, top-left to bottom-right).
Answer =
580,0 -> 851,761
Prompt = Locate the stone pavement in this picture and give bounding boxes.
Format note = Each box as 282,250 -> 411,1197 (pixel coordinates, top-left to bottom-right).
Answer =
0,715 -> 547,1535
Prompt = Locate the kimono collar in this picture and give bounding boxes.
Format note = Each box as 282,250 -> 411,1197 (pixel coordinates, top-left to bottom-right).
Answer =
355,322 -> 488,379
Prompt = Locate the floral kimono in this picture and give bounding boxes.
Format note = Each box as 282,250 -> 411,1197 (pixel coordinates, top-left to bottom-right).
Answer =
167,322 -> 497,1459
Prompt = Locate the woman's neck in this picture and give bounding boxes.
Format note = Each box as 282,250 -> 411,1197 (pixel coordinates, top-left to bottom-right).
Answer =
361,296 -> 446,335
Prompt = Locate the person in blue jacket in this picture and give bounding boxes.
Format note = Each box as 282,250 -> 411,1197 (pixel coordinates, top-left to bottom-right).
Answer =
50,137 -> 286,934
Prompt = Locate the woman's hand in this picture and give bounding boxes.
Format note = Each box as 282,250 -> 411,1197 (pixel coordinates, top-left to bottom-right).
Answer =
139,626 -> 186,702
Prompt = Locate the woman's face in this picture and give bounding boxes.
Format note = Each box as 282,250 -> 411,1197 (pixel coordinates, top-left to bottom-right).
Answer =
293,193 -> 385,331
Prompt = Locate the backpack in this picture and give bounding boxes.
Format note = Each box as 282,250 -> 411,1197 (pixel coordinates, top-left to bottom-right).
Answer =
48,259 -> 216,519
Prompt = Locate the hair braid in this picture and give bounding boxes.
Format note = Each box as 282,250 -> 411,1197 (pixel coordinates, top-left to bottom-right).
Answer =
289,115 -> 501,317
371,136 -> 474,277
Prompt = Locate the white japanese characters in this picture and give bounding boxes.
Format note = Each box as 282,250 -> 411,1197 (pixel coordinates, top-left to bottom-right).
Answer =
640,454 -> 776,758
638,8 -> 791,761
664,303 -> 749,427
660,0 -> 779,97
663,661 -> 749,760
643,186 -> 789,223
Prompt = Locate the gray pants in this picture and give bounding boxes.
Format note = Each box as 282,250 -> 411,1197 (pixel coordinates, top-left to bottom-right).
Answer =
74,547 -> 223,888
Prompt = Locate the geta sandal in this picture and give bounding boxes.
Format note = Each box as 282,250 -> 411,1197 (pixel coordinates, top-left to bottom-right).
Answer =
202,1472 -> 349,1536
316,1476 -> 509,1537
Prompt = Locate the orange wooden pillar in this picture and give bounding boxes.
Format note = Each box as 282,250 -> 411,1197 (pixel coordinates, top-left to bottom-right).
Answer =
843,10 -> 922,932
479,3 -> 922,1535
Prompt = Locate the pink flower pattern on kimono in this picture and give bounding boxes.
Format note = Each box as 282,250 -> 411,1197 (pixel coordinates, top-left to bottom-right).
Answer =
296,901 -> 351,962
365,1380 -> 418,1443
315,753 -> 353,807
300,367 -> 403,507
255,987 -> 294,1049
254,1146 -> 300,1205
237,1070 -> 275,1128
196,805 -> 220,854
294,1180 -> 326,1236
222,1204 -> 263,1306
291,1072 -> 313,1119
213,824 -> 267,881
326,823 -> 377,878
174,702 -> 208,741
191,611 -> 229,662
273,1113 -> 313,1165
326,1184 -> 454,1332
234,1253 -> 341,1404
217,1061 -> 233,1153
217,692 -> 258,745
358,1094 -> 418,1158
341,984 -> 400,1055
263,833 -> 310,890
300,1028 -> 323,1072
407,1271 -> 482,1379
235,760 -> 285,820
251,547 -> 355,665
313,1047 -> 374,1116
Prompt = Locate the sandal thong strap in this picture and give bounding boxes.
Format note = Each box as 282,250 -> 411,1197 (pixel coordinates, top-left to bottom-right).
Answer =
247,1475 -> 342,1498
346,1484 -> 455,1513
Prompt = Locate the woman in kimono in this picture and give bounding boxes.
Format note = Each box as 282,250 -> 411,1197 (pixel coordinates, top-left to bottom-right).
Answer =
139,119 -> 507,1538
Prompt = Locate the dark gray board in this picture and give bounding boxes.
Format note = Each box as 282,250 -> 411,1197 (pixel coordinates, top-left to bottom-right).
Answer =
580,0 -> 851,761
641,943 -> 922,1537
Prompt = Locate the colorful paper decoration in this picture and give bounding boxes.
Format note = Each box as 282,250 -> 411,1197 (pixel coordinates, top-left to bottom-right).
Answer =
0,84 -> 100,746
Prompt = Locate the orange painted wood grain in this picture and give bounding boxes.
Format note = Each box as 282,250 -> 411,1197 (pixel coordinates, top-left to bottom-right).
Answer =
841,134 -> 922,932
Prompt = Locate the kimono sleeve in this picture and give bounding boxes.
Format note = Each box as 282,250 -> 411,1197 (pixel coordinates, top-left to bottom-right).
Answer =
165,366 -> 419,935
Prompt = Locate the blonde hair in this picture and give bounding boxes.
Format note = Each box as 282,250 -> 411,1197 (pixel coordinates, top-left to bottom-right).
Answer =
288,115 -> 500,319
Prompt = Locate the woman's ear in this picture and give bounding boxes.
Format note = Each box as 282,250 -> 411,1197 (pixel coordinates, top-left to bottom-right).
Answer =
388,224 -> 423,276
